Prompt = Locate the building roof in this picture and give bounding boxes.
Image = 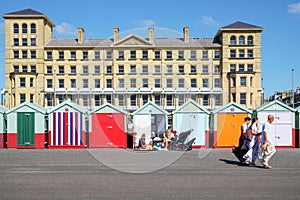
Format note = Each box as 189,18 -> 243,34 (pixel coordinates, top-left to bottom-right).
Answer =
3,8 -> 45,16
254,100 -> 296,113
2,8 -> 55,27
45,37 -> 221,48
47,101 -> 88,114
6,102 -> 47,115
221,21 -> 263,30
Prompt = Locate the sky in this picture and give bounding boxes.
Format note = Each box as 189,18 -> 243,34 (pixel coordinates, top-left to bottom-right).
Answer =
0,0 -> 300,98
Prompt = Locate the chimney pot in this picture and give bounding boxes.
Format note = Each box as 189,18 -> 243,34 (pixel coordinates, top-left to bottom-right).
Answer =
148,27 -> 154,43
114,27 -> 119,42
78,28 -> 84,44
183,27 -> 189,42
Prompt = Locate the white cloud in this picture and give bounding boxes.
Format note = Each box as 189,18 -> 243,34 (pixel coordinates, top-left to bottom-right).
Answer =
202,16 -> 219,27
55,22 -> 77,36
134,19 -> 156,27
288,2 -> 300,14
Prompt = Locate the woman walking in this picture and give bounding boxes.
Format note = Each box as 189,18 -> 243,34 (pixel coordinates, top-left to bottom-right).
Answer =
243,117 -> 260,166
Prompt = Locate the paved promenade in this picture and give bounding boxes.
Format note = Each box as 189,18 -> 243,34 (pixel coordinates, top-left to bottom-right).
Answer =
0,149 -> 299,200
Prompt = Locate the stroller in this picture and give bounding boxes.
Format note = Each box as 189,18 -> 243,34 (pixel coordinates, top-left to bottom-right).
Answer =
168,129 -> 196,151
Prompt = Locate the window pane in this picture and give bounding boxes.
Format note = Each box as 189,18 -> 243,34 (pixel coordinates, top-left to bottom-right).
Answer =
130,51 -> 136,59
30,38 -> 36,46
31,23 -> 36,33
240,93 -> 246,104
155,51 -> 160,59
14,24 -> 19,34
230,64 -> 236,72
71,66 -> 76,74
167,51 -> 172,59
230,36 -> 236,45
167,79 -> 172,88
22,24 -> 27,33
178,79 -> 184,88
202,51 -> 208,59
142,51 -> 148,59
14,38 -> 19,46
239,36 -> 245,45
247,36 -> 253,45
202,66 -> 208,74
191,51 -> 196,59
142,65 -> 148,73
240,77 -> 246,86
214,51 -> 220,59
202,79 -> 208,88
230,49 -> 236,58
239,49 -> 244,58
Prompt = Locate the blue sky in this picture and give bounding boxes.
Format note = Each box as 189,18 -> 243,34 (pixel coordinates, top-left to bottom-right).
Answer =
0,0 -> 300,98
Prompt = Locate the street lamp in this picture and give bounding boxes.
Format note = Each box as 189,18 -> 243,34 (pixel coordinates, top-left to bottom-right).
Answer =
292,68 -> 294,108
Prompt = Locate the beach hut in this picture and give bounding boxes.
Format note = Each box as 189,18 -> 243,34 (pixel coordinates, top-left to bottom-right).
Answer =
6,102 -> 47,148
0,106 -> 8,148
89,103 -> 127,148
47,101 -> 87,149
212,102 -> 252,148
172,100 -> 210,148
254,100 -> 296,148
133,101 -> 168,144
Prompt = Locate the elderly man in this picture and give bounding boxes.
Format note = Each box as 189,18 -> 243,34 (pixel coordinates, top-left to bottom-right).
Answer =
260,114 -> 276,169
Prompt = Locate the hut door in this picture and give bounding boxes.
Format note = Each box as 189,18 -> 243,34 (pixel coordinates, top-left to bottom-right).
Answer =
17,112 -> 35,146
217,113 -> 247,147
258,111 -> 293,146
176,113 -> 206,146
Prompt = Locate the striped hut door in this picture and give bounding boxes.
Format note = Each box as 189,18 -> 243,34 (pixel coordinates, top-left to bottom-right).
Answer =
51,111 -> 83,146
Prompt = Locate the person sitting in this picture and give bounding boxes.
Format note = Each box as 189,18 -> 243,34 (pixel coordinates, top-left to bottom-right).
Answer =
138,133 -> 152,150
163,131 -> 172,149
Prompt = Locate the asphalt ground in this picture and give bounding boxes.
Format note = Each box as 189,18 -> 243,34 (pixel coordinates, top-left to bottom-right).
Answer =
0,148 -> 299,200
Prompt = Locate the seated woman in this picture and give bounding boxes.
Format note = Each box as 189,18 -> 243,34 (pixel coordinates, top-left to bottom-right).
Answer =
138,133 -> 152,150
163,131 -> 172,149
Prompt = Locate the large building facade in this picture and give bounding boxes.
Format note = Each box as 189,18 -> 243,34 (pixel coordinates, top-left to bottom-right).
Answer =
2,9 -> 264,111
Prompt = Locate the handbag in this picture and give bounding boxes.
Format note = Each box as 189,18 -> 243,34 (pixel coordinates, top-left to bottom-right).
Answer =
243,128 -> 253,141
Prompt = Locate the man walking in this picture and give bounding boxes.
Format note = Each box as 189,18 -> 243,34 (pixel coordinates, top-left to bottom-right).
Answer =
259,114 -> 276,169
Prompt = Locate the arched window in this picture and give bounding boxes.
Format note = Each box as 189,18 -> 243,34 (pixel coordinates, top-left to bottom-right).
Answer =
247,36 -> 253,45
239,36 -> 245,45
230,36 -> 236,45
13,24 -> 19,33
31,23 -> 36,34
22,24 -> 27,34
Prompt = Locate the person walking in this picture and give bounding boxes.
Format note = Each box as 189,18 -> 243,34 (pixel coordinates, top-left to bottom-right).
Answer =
232,117 -> 251,163
259,114 -> 276,169
243,117 -> 260,166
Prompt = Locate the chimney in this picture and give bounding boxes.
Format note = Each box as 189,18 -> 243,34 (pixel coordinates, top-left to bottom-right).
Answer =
78,28 -> 84,44
183,26 -> 189,42
114,27 -> 119,42
148,27 -> 154,43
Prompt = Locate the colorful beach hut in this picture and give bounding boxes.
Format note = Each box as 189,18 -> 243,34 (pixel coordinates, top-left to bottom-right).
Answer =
89,103 -> 127,148
212,102 -> 252,148
0,106 -> 8,148
6,102 -> 47,148
47,101 -> 87,149
254,100 -> 296,148
133,101 -> 168,144
172,100 -> 210,148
